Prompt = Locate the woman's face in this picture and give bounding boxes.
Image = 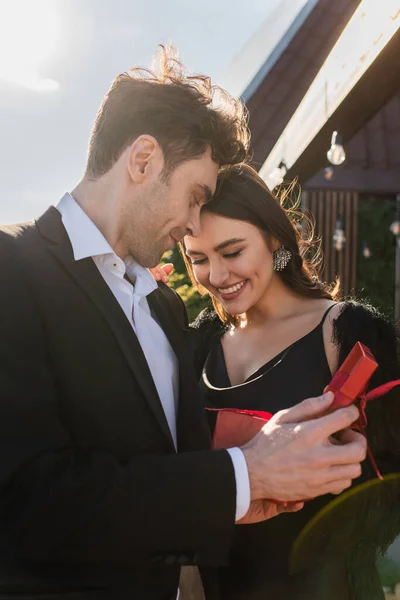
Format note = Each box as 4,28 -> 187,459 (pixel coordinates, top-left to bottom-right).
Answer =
185,211 -> 275,316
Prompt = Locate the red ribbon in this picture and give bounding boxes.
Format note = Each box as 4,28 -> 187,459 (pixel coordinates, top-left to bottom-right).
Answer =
356,379 -> 400,480
206,407 -> 273,420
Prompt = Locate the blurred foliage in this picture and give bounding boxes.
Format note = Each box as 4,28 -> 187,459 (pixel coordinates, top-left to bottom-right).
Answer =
356,195 -> 396,318
377,552 -> 400,589
162,245 -> 209,323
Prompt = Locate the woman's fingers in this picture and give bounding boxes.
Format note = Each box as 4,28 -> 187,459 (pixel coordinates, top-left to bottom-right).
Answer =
149,263 -> 174,283
162,263 -> 174,276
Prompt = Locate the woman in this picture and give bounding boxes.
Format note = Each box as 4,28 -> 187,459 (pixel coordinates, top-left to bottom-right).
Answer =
179,164 -> 400,599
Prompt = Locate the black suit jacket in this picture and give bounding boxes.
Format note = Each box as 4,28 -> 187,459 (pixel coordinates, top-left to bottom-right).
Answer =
0,208 -> 236,600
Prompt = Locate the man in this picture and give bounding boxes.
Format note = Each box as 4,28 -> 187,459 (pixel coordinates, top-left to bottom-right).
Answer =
0,46 -> 366,600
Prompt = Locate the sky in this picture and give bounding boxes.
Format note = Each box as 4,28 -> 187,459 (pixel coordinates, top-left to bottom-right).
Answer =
0,0 -> 283,223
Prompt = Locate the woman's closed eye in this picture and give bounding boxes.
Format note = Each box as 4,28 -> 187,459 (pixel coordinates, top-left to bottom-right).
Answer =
192,257 -> 208,265
192,249 -> 242,266
223,250 -> 242,259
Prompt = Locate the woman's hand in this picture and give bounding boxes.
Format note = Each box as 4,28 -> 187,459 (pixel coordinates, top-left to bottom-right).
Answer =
149,263 -> 174,283
238,499 -> 304,525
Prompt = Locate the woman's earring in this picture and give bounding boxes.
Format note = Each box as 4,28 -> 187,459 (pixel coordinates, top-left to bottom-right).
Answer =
273,246 -> 292,271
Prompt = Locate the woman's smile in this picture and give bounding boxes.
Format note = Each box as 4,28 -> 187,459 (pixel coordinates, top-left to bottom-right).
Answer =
217,279 -> 248,301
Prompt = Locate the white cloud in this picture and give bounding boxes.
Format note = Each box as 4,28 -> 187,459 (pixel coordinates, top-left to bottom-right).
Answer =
0,0 -> 60,92
0,70 -> 59,92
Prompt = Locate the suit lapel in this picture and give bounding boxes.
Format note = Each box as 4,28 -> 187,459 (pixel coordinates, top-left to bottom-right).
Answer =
36,208 -> 175,448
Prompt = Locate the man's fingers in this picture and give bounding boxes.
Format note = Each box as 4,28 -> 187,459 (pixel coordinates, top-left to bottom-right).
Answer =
326,436 -> 367,465
327,462 -> 362,480
278,392 -> 335,423
277,502 -> 304,514
278,393 -> 359,439
309,405 -> 360,439
335,427 -> 364,445
321,479 -> 353,496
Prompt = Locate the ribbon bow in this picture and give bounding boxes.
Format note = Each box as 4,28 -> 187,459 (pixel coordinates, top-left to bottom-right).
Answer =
354,379 -> 400,480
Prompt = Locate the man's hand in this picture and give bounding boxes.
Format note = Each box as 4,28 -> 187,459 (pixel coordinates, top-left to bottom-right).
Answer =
242,392 -> 367,503
237,499 -> 304,525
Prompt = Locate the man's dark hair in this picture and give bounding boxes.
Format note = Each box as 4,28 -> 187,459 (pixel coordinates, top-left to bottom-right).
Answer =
85,45 -> 250,178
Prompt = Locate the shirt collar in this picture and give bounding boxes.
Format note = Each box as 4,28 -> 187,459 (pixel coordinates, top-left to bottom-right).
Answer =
56,192 -> 114,261
56,192 -> 158,297
126,256 -> 158,298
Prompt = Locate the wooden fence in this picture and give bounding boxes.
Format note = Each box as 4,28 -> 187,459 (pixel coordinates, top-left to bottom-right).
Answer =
302,190 -> 359,296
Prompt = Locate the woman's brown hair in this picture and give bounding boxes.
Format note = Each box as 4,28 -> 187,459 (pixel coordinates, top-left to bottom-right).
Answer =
181,163 -> 339,326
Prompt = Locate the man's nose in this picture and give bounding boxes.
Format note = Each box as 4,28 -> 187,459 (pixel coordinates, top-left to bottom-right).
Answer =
186,214 -> 201,238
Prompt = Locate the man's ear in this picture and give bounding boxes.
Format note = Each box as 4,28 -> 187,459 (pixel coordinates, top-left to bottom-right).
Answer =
126,135 -> 163,183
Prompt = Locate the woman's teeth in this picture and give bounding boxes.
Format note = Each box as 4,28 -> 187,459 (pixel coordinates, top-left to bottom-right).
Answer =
218,281 -> 245,294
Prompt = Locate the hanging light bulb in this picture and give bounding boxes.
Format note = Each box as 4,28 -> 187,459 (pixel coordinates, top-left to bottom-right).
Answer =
362,241 -> 371,258
391,194 -> 400,236
327,131 -> 346,166
333,217 -> 346,251
324,166 -> 334,181
390,219 -> 400,236
266,160 -> 287,190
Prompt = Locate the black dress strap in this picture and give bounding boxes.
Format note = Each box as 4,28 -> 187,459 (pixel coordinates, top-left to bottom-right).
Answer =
319,303 -> 338,327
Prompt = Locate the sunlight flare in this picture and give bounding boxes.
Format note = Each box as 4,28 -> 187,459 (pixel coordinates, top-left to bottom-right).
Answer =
0,0 -> 60,91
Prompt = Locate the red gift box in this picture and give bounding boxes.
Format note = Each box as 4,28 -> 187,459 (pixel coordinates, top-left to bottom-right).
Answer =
209,342 -> 378,451
207,341 -> 391,497
325,342 -> 378,410
210,408 -> 272,450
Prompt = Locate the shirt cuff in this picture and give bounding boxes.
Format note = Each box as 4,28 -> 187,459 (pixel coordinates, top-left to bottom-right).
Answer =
226,447 -> 251,521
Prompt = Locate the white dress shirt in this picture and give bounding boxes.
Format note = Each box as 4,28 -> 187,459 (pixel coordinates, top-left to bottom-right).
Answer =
56,193 -> 250,520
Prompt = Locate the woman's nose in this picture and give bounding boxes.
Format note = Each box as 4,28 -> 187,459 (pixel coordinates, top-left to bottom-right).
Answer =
209,262 -> 229,288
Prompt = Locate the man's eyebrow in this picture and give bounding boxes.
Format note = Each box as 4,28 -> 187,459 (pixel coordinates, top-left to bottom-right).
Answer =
197,184 -> 213,203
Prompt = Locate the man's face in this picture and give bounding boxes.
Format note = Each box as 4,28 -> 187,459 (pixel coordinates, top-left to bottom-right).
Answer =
126,147 -> 218,267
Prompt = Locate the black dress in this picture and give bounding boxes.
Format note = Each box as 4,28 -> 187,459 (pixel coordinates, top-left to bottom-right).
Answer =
190,301 -> 400,600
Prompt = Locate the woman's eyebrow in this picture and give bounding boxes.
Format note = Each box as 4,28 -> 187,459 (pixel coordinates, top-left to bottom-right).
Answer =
214,238 -> 246,252
185,248 -> 205,256
185,238 -> 246,256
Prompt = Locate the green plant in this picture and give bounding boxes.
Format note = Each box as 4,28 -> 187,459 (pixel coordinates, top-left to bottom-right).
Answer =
377,553 -> 400,589
162,246 -> 209,323
356,195 -> 396,318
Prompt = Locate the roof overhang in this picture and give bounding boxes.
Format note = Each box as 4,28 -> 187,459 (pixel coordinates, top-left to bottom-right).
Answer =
218,0 -> 319,100
259,0 -> 400,186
